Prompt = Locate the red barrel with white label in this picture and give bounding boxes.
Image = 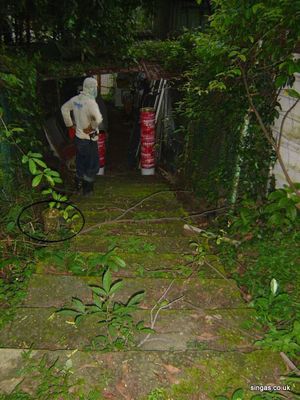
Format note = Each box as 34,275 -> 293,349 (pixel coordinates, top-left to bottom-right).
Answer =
97,131 -> 106,175
140,107 -> 155,175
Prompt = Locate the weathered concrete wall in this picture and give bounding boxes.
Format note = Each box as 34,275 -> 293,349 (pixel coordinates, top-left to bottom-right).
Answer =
272,58 -> 300,188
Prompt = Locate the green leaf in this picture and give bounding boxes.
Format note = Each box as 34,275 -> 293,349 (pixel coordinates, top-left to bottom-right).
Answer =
232,68 -> 241,76
75,314 -> 84,325
286,205 -> 297,221
127,291 -> 145,307
32,174 -> 43,187
268,190 -> 284,201
28,159 -> 37,174
49,170 -> 60,177
22,155 -> 29,164
11,127 -> 24,133
92,293 -> 103,309
237,54 -> 246,62
232,388 -> 244,400
278,197 -> 290,208
228,50 -> 239,58
56,309 -> 79,318
109,280 -> 123,295
285,89 -> 300,99
108,324 -> 118,338
135,320 -> 145,330
90,285 -> 107,297
270,278 -> 279,296
140,327 -> 155,334
72,298 -> 85,313
111,256 -> 126,268
102,269 -> 112,294
275,75 -> 287,88
28,152 -> 43,158
88,304 -> 103,313
42,188 -> 52,195
34,158 -> 47,168
45,174 -> 55,186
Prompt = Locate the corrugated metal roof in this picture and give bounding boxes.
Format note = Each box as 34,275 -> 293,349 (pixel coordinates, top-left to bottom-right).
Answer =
41,60 -> 179,81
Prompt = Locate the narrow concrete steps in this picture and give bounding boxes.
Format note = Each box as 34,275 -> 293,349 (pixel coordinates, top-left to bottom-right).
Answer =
76,183 -> 170,201
35,252 -> 226,279
80,221 -> 190,238
72,234 -> 192,254
73,192 -> 183,212
78,208 -> 186,223
0,307 -> 258,352
0,174 -> 287,398
18,274 -> 244,310
0,348 -> 285,398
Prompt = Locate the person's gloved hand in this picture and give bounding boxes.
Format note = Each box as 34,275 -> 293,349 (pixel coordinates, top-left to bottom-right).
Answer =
68,126 -> 76,140
83,125 -> 94,135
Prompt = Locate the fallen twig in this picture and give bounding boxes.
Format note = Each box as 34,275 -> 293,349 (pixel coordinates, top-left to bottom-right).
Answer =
80,190 -> 191,234
138,280 -> 184,348
80,200 -> 229,235
183,224 -> 241,246
280,352 -> 300,376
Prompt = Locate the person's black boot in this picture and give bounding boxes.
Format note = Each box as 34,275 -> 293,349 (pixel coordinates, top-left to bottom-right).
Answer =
74,176 -> 82,193
82,180 -> 93,196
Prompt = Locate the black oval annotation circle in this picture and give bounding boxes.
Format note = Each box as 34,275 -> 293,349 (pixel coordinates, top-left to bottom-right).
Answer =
17,200 -> 85,243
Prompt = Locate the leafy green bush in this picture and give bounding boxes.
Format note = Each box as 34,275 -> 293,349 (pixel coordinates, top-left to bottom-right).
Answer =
216,188 -> 300,361
228,187 -> 300,235
57,269 -> 153,351
264,185 -> 300,226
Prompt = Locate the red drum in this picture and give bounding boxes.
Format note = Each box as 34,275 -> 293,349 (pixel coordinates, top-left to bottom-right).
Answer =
97,131 -> 106,168
140,108 -> 155,174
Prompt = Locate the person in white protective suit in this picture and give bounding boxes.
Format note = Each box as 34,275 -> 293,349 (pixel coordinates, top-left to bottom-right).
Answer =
61,77 -> 103,195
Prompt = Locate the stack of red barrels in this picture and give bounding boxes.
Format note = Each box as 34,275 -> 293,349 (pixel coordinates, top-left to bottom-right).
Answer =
140,107 -> 155,175
97,131 -> 106,175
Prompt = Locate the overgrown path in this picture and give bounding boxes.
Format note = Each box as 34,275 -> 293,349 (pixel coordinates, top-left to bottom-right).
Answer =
0,173 -> 285,399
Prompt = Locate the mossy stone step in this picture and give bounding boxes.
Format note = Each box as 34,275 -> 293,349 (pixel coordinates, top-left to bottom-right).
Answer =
80,221 -> 188,237
35,251 -> 226,279
21,274 -> 244,309
0,307 -> 258,351
72,191 -> 182,211
80,208 -> 186,222
0,348 -> 285,399
72,234 -> 191,254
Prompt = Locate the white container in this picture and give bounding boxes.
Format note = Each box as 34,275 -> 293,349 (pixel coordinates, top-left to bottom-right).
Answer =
141,168 -> 155,176
97,167 -> 105,176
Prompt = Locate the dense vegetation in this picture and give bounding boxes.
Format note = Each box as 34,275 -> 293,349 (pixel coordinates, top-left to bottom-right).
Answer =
0,0 -> 152,60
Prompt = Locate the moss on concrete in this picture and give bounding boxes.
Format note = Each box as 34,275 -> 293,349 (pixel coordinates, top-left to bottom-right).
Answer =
144,350 -> 285,400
